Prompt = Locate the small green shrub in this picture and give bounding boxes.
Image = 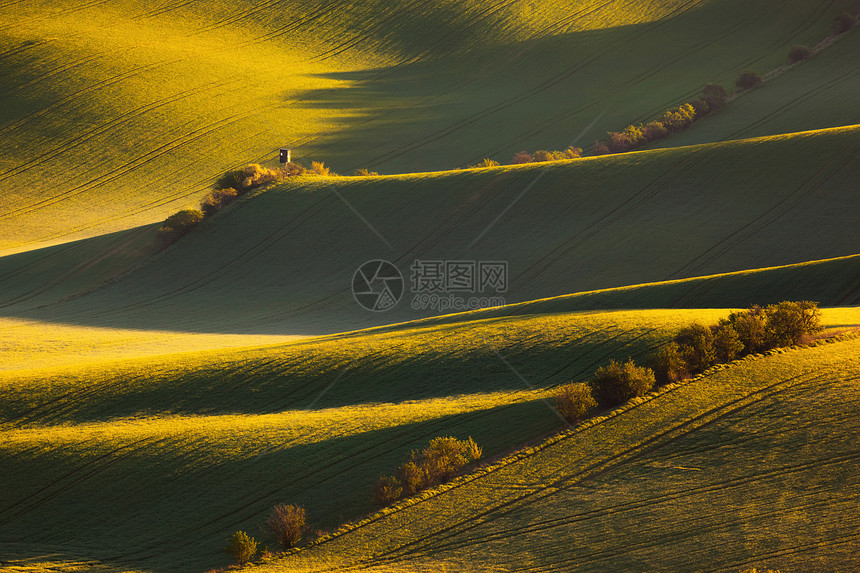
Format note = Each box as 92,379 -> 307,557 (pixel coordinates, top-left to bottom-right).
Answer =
397,459 -> 426,496
736,70 -> 762,90
788,44 -> 812,62
833,12 -> 856,33
590,359 -> 655,408
157,208 -> 204,249
675,323 -> 716,374
764,300 -> 822,347
264,504 -> 306,549
372,475 -> 403,507
701,83 -> 728,110
226,530 -> 257,565
647,342 -> 689,386
472,158 -> 500,168
554,382 -> 596,424
659,103 -> 696,131
643,120 -> 669,140
421,436 -> 482,485
590,140 -> 609,155
200,187 -> 238,216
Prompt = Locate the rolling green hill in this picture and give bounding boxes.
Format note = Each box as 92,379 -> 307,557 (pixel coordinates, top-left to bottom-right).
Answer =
2,307 -> 859,573
251,334 -> 860,573
1,0 -> 856,251
650,25 -> 860,149
2,126 -> 857,339
2,1 -> 859,572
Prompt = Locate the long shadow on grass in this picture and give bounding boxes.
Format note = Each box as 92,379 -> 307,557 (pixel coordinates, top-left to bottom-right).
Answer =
0,400 -> 561,573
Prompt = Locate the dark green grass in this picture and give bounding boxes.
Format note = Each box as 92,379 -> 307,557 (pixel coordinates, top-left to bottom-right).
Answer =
2,126 -> 856,336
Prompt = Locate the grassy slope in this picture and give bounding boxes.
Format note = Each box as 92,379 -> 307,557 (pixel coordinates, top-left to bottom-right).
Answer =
0,307 -> 729,572
1,0 -> 855,251
254,334 -> 860,573
1,126 -> 856,339
651,26 -> 860,149
2,307 -> 859,573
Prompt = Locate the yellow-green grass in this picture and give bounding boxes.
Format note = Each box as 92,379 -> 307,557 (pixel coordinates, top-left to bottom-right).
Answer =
252,333 -> 860,573
2,251 -> 858,376
2,126 -> 856,338
8,307 -> 858,572
650,23 -> 860,150
2,0 -> 855,250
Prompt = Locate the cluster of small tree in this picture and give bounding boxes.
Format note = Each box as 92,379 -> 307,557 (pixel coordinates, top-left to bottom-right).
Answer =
510,147 -> 582,164
373,436 -> 482,507
554,359 -> 656,421
649,301 -> 822,384
554,301 -> 823,422
593,84 -> 727,155
225,504 -> 307,565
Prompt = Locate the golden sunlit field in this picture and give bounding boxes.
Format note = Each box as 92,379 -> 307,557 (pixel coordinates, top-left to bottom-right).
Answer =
1,0 -> 859,571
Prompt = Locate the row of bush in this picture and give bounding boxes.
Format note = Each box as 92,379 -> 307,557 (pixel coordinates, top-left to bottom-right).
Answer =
373,436 -> 483,507
467,13 -> 858,170
156,160 -> 340,249
222,436 -> 483,567
554,301 -> 823,423
220,302 -> 824,567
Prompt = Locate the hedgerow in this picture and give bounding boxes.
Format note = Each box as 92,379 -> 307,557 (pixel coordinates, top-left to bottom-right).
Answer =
373,437 -> 482,506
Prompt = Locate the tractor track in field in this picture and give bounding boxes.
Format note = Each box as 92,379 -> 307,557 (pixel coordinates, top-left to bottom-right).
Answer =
506,133 -> 729,297
284,344 -> 856,570
0,78 -> 238,185
400,373 -> 860,558
34,189 -> 336,323
0,225 -> 153,310
0,59 -> 173,140
474,0 -> 835,162
520,494 -> 860,571
131,0 -> 198,20
669,135 -> 860,279
350,0 -> 708,169
0,110 -> 255,222
717,66 -> 860,143
0,436 -> 171,525
353,368 -> 843,566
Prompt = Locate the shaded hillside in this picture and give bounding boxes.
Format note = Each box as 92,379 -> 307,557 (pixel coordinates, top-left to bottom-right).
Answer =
1,126 -> 856,336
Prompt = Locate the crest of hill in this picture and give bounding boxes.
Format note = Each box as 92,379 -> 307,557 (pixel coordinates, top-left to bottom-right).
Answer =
1,125 -> 857,336
1,0 -> 856,249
